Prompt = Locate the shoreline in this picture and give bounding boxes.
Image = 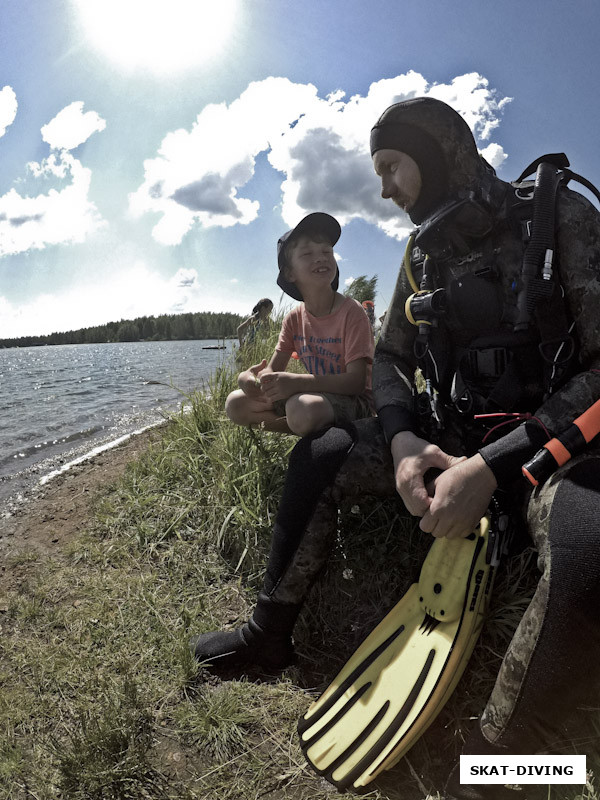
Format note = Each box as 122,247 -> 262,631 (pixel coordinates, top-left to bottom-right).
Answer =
39,419 -> 167,486
0,414 -> 172,517
0,423 -> 165,566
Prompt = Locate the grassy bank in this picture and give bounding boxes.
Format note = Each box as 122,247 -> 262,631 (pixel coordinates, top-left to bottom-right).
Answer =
1,320 -> 598,800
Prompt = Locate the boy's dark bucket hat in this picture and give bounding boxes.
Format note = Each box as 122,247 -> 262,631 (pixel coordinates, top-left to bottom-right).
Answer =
276,212 -> 341,301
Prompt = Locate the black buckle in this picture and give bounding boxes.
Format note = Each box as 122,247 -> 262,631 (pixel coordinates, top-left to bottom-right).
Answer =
486,496 -> 514,567
468,347 -> 508,379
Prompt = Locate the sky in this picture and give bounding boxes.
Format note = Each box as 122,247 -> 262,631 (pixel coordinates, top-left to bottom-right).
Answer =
1,0 -> 600,338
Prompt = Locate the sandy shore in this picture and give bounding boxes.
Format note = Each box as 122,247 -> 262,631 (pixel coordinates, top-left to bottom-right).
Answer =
0,425 -> 164,569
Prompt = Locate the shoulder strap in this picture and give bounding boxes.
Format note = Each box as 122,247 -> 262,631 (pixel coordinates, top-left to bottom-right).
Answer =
516,152 -> 570,183
513,160 -> 563,332
517,152 -> 600,207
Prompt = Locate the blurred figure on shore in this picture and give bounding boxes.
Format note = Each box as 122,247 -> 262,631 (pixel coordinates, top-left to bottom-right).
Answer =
237,298 -> 274,347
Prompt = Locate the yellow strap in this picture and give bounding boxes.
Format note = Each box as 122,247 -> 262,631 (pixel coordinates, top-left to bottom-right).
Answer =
403,234 -> 420,293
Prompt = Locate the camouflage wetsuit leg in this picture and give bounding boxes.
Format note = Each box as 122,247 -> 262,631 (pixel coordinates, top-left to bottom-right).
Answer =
264,417 -> 396,605
481,448 -> 600,750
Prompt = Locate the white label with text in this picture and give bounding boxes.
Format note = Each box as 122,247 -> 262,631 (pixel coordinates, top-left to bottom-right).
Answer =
460,755 -> 586,784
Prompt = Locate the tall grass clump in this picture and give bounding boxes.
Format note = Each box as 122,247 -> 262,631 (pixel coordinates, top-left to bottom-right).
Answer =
0,310 -> 598,800
96,313 -> 299,577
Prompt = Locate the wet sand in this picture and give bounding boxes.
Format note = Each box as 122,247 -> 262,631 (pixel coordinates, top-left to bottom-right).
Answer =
0,425 -> 164,569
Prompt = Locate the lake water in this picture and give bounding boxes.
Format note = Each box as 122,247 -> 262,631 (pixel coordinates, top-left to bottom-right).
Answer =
0,339 -> 234,511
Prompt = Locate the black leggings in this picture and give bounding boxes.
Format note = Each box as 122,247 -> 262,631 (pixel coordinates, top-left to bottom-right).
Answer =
264,418 -> 394,598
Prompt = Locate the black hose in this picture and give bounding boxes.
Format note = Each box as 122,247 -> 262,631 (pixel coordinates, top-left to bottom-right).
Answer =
513,162 -> 563,332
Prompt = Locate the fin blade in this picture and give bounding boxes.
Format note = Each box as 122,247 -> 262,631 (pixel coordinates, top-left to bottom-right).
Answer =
334,648 -> 436,791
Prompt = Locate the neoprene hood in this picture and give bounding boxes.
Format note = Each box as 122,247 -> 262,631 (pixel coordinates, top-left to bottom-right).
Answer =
370,97 -> 496,225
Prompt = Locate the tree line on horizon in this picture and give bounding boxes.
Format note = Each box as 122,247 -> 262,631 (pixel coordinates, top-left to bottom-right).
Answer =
0,275 -> 379,350
0,310 -> 244,349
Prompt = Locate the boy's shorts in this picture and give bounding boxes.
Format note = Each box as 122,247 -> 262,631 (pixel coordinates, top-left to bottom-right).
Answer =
272,392 -> 374,425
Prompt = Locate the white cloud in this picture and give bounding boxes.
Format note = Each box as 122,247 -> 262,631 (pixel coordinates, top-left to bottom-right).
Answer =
479,142 -> 508,169
41,101 -> 106,151
174,268 -> 198,287
0,152 -> 106,256
428,74 -> 512,140
0,264 -> 252,339
344,276 -> 355,286
129,77 -> 321,242
0,102 -> 108,257
132,71 -> 510,245
268,71 -> 511,241
0,86 -> 17,137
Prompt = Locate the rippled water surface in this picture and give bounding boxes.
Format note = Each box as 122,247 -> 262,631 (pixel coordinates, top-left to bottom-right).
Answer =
0,340 -> 233,505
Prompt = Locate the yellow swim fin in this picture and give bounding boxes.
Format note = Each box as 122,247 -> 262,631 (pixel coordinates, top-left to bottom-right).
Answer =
298,516 -> 495,793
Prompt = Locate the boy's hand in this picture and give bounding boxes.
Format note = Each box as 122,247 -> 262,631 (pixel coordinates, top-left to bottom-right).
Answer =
238,360 -> 268,398
259,371 -> 300,402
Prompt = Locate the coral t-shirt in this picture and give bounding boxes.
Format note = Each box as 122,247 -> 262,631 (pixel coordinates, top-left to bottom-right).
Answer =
276,296 -> 374,394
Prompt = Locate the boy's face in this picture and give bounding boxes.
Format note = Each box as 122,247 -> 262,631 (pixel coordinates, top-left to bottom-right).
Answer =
285,234 -> 337,293
372,149 -> 422,212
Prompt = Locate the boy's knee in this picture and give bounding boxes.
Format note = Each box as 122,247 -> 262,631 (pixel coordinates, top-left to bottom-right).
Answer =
225,389 -> 249,424
286,394 -> 333,436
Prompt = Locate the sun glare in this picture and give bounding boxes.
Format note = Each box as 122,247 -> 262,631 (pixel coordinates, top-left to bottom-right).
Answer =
73,0 -> 238,73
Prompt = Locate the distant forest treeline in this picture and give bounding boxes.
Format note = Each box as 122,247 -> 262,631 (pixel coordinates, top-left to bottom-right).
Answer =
0,311 -> 244,349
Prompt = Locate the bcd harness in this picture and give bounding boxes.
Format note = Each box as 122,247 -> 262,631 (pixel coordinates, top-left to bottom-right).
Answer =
403,153 -> 600,441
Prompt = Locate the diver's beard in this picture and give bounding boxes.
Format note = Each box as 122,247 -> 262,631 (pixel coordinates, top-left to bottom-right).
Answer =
392,194 -> 414,212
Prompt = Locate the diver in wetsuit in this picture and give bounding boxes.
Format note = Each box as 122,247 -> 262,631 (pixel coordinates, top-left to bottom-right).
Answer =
193,97 -> 600,799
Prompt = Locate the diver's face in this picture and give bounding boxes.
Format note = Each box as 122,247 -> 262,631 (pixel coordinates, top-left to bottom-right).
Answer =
372,149 -> 422,212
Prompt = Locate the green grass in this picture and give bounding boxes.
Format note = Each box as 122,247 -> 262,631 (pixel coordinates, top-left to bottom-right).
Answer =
0,319 -> 598,799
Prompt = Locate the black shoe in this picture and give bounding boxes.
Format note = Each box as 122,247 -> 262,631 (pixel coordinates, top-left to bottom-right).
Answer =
191,592 -> 300,671
191,620 -> 295,670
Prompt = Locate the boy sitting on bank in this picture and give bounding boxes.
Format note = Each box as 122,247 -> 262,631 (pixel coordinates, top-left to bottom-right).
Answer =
225,213 -> 374,436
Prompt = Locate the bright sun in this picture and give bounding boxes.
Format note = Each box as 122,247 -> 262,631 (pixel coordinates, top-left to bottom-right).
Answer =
73,0 -> 238,73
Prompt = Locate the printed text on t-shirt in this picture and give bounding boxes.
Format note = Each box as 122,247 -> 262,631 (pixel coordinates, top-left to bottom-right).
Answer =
293,334 -> 343,374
